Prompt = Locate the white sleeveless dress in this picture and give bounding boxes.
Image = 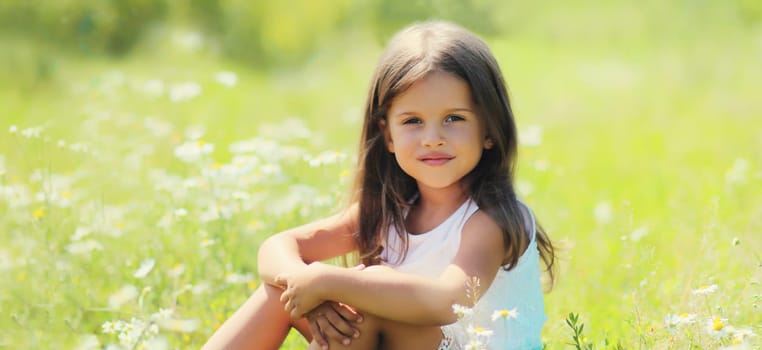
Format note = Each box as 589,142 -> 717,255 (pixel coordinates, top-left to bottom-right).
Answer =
380,198 -> 546,350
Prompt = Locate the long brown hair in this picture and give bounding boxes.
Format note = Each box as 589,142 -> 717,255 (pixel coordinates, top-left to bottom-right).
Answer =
350,21 -> 556,285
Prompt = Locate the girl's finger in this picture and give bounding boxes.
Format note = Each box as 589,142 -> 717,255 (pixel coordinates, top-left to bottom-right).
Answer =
307,316 -> 328,349
316,313 -> 352,346
274,274 -> 287,287
324,307 -> 360,339
333,302 -> 363,324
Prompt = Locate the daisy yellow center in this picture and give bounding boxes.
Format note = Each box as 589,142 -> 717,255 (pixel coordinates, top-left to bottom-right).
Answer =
33,207 -> 45,219
500,310 -> 509,317
712,317 -> 724,331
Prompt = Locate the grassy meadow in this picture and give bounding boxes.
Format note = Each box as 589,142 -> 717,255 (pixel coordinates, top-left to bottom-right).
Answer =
1,2 -> 761,349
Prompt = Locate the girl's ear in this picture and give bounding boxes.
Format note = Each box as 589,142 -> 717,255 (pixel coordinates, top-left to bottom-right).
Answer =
484,136 -> 494,150
379,119 -> 395,153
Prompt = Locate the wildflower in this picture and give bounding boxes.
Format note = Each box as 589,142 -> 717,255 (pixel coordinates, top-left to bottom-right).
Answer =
226,272 -> 254,284
21,127 -> 42,138
174,140 -> 214,163
734,327 -> 756,338
32,207 -> 45,219
174,208 -> 188,217
534,159 -> 549,171
725,158 -> 749,184
520,125 -> 543,146
452,304 -> 473,319
142,79 -> 165,97
65,240 -> 103,255
9,125 -> 17,134
516,180 -> 534,197
214,71 -> 238,87
185,125 -> 206,140
630,226 -> 649,242
732,237 -> 740,246
304,150 -> 347,167
664,313 -> 695,333
464,339 -> 486,350
69,143 -> 89,153
101,320 -> 121,334
200,238 -> 217,247
678,313 -> 697,323
593,201 -> 612,224
157,318 -> 201,333
133,258 -> 156,279
108,285 -> 138,309
169,82 -> 202,102
491,308 -> 519,322
706,316 -> 732,338
467,325 -> 493,337
168,264 -> 185,278
74,334 -> 100,350
692,284 -> 718,295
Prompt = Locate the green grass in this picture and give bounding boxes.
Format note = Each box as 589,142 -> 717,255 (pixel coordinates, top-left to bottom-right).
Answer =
1,3 -> 761,349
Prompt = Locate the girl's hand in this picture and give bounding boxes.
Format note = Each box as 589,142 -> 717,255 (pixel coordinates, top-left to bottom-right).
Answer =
307,263 -> 365,349
276,262 -> 329,318
306,301 -> 363,349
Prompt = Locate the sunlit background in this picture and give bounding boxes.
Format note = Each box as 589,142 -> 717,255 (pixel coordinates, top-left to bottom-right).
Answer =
1,1 -> 761,349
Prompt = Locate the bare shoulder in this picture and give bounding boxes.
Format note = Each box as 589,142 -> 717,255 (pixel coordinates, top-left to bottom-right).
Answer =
457,210 -> 505,259
462,210 -> 503,242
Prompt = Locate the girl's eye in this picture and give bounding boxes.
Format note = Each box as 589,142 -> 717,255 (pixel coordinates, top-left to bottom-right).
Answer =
444,115 -> 465,123
402,117 -> 422,125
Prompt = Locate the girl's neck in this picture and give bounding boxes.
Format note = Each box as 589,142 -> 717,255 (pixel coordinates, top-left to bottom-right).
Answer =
406,182 -> 470,234
415,184 -> 469,209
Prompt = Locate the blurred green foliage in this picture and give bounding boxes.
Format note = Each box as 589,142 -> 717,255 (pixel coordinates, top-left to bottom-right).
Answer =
0,0 -> 534,65
3,0 -> 761,66
0,0 -> 166,55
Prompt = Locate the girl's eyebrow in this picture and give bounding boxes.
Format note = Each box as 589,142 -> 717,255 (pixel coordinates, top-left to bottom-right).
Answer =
392,107 -> 475,118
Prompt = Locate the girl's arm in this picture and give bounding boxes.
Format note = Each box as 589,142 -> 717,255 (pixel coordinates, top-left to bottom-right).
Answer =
278,210 -> 506,326
257,204 -> 358,286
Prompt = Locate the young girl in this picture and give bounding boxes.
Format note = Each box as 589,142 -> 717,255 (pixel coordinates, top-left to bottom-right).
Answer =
203,21 -> 555,350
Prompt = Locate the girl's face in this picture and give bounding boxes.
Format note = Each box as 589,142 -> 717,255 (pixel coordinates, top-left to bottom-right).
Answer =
382,71 -> 493,192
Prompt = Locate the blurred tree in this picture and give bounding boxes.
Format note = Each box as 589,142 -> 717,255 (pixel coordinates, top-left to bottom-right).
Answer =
367,0 -> 500,42
0,0 -> 167,56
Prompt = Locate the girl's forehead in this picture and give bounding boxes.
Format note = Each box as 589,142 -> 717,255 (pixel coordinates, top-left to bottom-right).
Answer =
387,72 -> 475,115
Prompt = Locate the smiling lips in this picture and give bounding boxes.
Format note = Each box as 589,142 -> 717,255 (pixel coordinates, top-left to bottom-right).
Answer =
418,152 -> 455,166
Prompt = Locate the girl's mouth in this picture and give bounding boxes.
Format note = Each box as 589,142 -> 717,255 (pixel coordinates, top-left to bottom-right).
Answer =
419,153 -> 454,166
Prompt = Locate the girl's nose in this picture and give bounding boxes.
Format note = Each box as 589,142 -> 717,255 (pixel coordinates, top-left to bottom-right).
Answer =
421,126 -> 446,148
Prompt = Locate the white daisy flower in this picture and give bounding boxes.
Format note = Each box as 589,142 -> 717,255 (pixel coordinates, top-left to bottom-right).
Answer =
452,304 -> 473,319
108,285 -> 138,309
174,140 -> 214,163
169,82 -> 202,102
692,284 -> 718,295
520,125 -> 543,146
593,201 -> 613,224
491,308 -> 519,322
214,71 -> 238,87
706,316 -> 732,338
133,259 -> 156,279
466,325 -> 493,338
